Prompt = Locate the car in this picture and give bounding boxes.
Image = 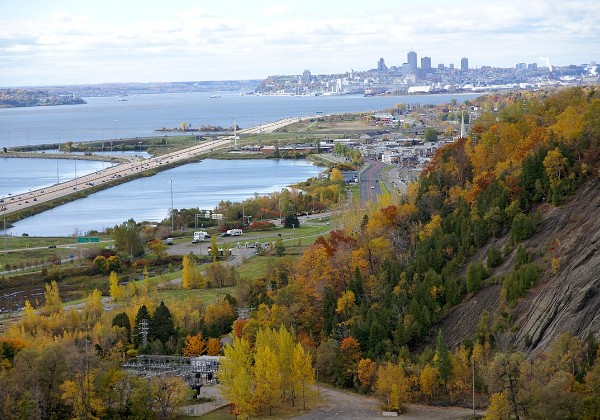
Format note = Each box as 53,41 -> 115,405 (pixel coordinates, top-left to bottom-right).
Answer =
48,245 -> 57,248
221,232 -> 231,237
371,186 -> 375,189
191,239 -> 199,244
165,237 -> 174,245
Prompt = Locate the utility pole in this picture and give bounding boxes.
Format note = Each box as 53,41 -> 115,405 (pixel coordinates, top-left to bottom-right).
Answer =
472,355 -> 476,416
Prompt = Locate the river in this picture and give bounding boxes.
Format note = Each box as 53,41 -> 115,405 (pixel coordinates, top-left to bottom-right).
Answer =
5,158 -> 321,236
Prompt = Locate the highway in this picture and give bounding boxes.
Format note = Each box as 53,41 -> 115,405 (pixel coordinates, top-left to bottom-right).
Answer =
360,161 -> 386,202
0,116 -> 311,218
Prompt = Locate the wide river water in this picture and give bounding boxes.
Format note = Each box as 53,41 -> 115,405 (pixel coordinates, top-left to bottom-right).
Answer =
0,91 -> 480,236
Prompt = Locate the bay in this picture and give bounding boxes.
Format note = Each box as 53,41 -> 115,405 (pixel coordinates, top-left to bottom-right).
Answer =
0,157 -> 113,197
0,92 -> 480,147
6,159 -> 322,236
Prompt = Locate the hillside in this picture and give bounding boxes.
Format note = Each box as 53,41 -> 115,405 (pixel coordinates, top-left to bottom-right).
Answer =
439,177 -> 600,353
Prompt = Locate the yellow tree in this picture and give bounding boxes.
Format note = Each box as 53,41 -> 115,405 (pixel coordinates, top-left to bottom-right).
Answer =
330,168 -> 344,183
291,342 -> 315,409
484,391 -> 511,420
218,337 -> 256,419
151,375 -> 192,419
253,345 -> 282,415
182,333 -> 207,356
375,362 -> 409,412
182,254 -> 196,289
42,280 -> 63,316
109,271 -> 124,302
84,289 -> 104,323
276,326 -> 296,404
543,147 -> 568,187
420,364 -> 440,399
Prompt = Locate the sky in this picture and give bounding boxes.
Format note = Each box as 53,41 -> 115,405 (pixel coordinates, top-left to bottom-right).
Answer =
0,0 -> 599,87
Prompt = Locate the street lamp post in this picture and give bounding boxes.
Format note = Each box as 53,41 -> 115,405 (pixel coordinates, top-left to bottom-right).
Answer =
1,202 -> 7,255
170,180 -> 174,231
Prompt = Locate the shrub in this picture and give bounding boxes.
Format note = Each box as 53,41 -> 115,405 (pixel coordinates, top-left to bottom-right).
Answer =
487,245 -> 503,269
466,262 -> 489,293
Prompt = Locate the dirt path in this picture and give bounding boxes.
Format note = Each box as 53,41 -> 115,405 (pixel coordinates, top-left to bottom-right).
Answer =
291,386 -> 477,419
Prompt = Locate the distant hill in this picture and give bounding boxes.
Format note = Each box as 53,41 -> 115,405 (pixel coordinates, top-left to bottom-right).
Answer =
3,80 -> 262,98
0,88 -> 86,108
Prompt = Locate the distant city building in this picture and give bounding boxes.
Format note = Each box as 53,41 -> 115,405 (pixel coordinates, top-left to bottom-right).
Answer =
528,63 -> 538,70
461,57 -> 468,71
421,56 -> 432,72
377,58 -> 388,72
407,50 -> 417,73
516,63 -> 527,70
449,63 -> 455,69
438,63 -> 445,69
302,69 -> 312,83
401,63 -> 412,76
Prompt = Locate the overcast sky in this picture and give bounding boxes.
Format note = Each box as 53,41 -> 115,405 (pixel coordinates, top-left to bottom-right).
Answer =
1,0 -> 598,87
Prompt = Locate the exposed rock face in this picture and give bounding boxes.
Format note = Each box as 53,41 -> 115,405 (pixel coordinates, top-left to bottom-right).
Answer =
439,179 -> 600,353
513,179 -> 600,353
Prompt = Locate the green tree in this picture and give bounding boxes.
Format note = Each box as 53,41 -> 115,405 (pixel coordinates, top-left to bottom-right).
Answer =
424,127 -> 438,142
274,236 -> 285,257
133,305 -> 151,348
284,214 -> 300,229
112,312 -> 131,343
434,329 -> 452,388
112,219 -> 144,257
152,301 -> 176,347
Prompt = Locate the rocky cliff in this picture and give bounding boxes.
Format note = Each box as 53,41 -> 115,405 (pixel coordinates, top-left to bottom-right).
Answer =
440,178 -> 600,353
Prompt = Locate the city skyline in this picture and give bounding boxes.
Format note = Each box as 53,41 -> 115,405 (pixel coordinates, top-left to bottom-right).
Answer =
1,0 -> 599,87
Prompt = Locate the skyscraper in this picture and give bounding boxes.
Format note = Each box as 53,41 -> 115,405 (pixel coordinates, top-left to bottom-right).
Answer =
461,57 -> 468,71
421,57 -> 432,73
407,50 -> 417,73
377,58 -> 388,72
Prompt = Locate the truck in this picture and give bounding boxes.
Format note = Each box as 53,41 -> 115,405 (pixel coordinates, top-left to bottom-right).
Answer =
192,231 -> 210,243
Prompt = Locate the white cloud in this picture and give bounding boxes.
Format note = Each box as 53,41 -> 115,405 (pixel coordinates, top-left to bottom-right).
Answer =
0,0 -> 598,85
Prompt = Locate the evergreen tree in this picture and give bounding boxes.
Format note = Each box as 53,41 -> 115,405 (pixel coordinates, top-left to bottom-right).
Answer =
133,305 -> 151,348
322,286 -> 337,337
434,329 -> 452,388
112,312 -> 132,343
152,301 -> 176,347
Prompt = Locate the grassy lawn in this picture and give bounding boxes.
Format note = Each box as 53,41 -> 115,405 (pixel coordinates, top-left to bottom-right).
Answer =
235,256 -> 271,281
156,287 -> 237,306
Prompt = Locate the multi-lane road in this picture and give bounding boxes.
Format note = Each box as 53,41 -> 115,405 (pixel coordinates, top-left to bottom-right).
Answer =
1,138 -> 235,217
1,116 -> 312,218
360,161 -> 386,202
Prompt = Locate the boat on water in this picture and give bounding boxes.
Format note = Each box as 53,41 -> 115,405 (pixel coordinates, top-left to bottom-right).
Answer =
117,97 -> 128,101
210,95 -> 221,98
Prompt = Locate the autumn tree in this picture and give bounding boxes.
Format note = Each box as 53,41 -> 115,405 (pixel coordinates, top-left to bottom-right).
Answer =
40,280 -> 63,316
182,333 -> 207,357
206,338 -> 221,356
218,337 -> 257,419
420,364 -> 440,399
148,239 -> 167,260
375,362 -> 409,412
253,344 -> 282,415
291,342 -> 315,409
109,271 -> 124,301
